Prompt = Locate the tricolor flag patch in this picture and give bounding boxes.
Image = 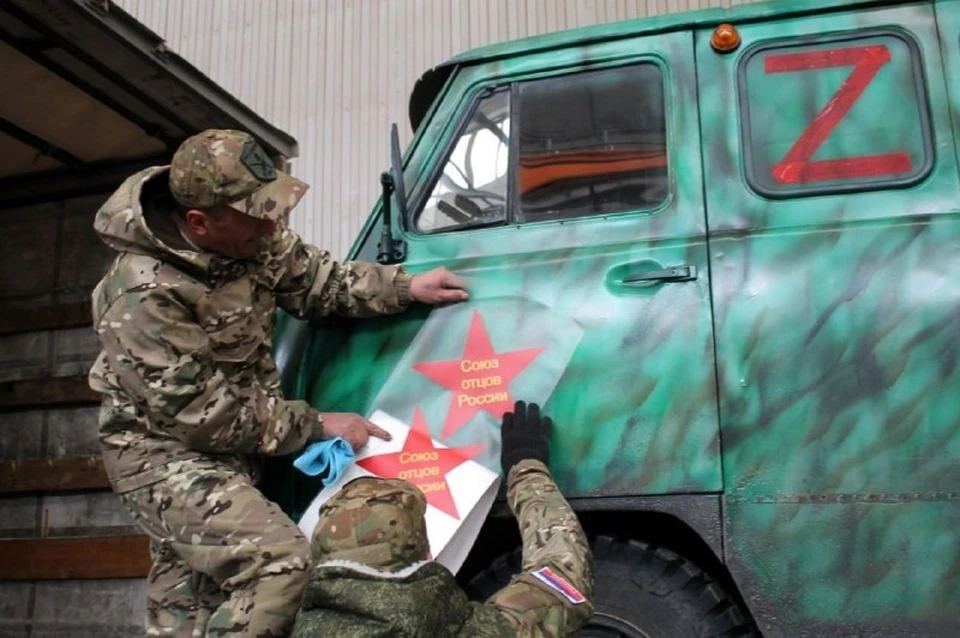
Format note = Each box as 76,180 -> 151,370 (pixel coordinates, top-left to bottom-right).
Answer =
531,566 -> 586,604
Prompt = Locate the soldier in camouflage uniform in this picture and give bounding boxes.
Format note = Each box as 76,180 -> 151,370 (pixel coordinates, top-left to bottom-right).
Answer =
291,401 -> 595,637
88,129 -> 469,637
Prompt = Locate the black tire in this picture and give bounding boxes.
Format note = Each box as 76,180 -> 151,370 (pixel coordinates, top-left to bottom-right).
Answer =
465,535 -> 757,638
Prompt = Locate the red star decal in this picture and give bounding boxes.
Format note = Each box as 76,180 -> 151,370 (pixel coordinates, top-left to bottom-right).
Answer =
356,408 -> 482,520
413,311 -> 543,439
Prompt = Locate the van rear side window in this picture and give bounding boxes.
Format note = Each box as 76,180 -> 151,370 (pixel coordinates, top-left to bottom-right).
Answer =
414,64 -> 668,233
739,30 -> 933,198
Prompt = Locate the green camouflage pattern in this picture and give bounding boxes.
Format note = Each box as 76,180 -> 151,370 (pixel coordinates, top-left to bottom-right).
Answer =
169,128 -> 307,221
275,26 -> 720,500
88,164 -> 411,494
269,1 -> 960,635
293,561 -> 515,638
697,3 -> 960,635
120,459 -> 311,637
292,459 -> 593,637
311,477 -> 430,571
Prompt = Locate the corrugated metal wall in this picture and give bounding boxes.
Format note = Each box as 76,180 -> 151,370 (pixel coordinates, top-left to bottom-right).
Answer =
115,0 -> 761,257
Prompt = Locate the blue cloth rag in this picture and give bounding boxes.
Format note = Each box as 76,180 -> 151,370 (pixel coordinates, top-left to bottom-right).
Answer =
293,437 -> 356,486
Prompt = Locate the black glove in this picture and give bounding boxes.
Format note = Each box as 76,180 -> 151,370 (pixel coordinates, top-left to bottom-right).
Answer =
500,400 -> 552,474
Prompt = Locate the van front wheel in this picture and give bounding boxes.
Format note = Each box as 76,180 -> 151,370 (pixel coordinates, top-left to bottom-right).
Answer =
465,535 -> 757,638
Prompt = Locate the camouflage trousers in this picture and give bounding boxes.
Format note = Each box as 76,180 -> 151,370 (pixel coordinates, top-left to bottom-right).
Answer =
120,460 -> 312,637
487,460 -> 596,637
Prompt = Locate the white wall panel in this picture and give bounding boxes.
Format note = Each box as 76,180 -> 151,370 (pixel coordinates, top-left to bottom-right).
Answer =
115,0 -> 762,257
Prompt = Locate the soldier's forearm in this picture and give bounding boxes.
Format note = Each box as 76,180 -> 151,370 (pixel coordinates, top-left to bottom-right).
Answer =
272,229 -> 410,320
329,261 -> 411,318
255,398 -> 319,456
506,460 -> 594,598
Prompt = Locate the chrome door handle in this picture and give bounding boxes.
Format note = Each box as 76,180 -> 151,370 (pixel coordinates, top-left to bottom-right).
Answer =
621,265 -> 697,284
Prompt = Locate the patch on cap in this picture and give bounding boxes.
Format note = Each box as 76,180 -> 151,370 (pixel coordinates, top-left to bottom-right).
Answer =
531,567 -> 586,604
240,139 -> 277,182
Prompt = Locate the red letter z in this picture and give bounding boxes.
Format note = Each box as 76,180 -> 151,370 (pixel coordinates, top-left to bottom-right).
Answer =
765,45 -> 911,184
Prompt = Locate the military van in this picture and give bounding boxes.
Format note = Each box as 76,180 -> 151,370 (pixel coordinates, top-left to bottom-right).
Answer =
266,0 -> 960,635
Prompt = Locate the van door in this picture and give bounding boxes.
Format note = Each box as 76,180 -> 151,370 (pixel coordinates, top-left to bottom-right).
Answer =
302,30 -> 723,500
698,2 -> 960,633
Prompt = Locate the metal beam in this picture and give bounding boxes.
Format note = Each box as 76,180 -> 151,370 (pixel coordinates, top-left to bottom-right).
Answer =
0,5 -> 185,145
0,116 -> 82,167
0,153 -> 166,209
6,0 -> 299,160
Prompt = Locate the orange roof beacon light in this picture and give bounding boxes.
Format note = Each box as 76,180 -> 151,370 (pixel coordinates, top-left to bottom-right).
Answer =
711,23 -> 741,53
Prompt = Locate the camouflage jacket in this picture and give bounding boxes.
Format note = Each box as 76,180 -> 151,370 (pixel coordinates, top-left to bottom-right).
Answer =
292,560 -> 514,638
292,460 -> 594,637
89,166 -> 412,493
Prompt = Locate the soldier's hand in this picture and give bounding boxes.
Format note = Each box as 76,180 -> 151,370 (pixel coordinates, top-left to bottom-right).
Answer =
500,401 -> 552,475
319,413 -> 392,450
410,267 -> 469,305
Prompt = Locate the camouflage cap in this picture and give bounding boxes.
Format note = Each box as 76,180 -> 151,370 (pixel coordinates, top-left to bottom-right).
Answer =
311,477 -> 430,572
169,129 -> 308,221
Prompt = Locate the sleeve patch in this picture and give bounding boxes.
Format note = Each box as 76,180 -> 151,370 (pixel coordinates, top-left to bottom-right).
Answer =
531,566 -> 586,605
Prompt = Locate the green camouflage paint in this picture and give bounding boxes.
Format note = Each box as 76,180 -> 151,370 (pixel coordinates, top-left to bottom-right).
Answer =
698,2 -> 960,634
267,0 -> 960,635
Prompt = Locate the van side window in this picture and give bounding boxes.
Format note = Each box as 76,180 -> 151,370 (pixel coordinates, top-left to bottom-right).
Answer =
417,89 -> 510,233
414,64 -> 668,233
739,31 -> 932,197
517,64 -> 668,222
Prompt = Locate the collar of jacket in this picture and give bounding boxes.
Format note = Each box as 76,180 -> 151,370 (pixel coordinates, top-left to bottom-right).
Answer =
316,558 -> 433,579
